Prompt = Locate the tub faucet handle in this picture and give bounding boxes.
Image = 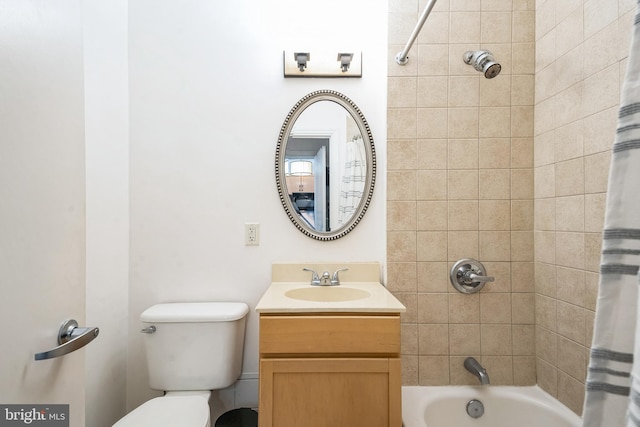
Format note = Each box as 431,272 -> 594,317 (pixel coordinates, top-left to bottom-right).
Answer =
450,258 -> 494,294
464,271 -> 495,283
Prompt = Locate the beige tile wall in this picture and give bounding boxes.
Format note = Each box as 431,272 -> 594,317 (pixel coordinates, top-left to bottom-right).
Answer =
387,0 -> 636,415
532,0 -> 635,415
387,0 -> 536,388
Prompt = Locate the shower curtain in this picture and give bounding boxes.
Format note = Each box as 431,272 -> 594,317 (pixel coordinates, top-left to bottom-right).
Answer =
583,4 -> 640,426
336,135 -> 366,226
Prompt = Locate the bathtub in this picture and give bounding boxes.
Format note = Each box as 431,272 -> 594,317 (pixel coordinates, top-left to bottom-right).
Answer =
402,386 -> 581,427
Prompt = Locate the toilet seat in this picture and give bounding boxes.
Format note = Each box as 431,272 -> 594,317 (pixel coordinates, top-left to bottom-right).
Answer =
113,396 -> 210,427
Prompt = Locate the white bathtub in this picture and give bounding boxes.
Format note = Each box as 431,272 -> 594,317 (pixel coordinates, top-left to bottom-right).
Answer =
402,386 -> 581,427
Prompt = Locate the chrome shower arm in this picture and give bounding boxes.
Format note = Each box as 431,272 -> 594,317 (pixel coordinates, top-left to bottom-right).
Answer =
395,0 -> 439,65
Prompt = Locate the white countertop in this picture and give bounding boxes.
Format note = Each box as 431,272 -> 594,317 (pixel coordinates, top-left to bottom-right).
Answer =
255,281 -> 406,314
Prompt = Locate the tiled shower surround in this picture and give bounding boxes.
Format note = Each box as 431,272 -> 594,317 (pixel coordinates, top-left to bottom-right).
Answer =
386,0 -> 635,414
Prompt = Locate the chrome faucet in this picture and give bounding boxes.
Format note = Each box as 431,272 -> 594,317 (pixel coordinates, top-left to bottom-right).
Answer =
464,357 -> 490,385
320,271 -> 331,285
302,268 -> 349,286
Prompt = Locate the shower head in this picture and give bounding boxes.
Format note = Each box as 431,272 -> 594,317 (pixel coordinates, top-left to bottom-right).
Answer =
463,50 -> 501,79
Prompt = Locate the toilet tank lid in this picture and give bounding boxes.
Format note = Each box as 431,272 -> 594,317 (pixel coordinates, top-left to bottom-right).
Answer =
141,302 -> 249,323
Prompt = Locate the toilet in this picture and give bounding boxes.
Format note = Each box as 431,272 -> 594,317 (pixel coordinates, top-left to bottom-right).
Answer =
113,302 -> 249,427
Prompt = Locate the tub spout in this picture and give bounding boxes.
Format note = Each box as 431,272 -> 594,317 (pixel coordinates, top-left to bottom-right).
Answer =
464,357 -> 490,385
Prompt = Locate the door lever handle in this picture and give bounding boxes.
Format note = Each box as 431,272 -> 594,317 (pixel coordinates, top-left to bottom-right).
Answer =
34,319 -> 99,361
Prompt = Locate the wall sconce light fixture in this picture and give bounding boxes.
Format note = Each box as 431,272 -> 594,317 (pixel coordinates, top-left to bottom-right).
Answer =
337,53 -> 354,72
284,50 -> 362,77
294,52 -> 310,72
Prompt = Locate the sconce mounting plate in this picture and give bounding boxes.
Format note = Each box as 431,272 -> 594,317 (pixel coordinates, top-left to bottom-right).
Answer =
284,50 -> 362,77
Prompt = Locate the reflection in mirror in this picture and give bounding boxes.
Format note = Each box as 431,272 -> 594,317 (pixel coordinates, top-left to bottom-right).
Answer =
276,90 -> 376,241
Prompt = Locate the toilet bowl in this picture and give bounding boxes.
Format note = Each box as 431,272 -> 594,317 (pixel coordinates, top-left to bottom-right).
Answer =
113,393 -> 211,427
112,302 -> 249,427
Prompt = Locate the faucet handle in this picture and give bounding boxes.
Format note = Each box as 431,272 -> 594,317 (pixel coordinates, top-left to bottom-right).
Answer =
464,271 -> 495,283
450,258 -> 493,294
302,268 -> 320,285
331,268 -> 349,285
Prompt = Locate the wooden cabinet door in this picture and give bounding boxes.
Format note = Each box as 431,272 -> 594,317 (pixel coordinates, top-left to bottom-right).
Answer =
259,358 -> 401,427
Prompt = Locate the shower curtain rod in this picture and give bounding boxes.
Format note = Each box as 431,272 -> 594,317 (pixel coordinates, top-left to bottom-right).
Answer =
395,0 -> 438,65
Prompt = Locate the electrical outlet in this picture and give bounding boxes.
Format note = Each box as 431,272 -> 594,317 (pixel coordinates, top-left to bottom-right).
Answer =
245,223 -> 259,246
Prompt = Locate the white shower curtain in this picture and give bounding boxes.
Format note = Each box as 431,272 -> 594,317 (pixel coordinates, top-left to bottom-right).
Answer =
336,136 -> 366,226
583,4 -> 640,426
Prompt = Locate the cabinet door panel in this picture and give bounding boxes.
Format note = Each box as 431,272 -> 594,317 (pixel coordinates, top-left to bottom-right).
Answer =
259,358 -> 401,427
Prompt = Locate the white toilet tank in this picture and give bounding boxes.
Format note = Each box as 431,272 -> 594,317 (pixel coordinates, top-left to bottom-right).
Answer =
140,302 -> 249,391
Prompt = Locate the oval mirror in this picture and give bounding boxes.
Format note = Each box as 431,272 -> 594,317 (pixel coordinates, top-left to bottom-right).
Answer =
275,90 -> 376,240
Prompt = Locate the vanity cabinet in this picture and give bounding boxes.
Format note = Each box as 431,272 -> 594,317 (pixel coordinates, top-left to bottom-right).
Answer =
258,313 -> 402,427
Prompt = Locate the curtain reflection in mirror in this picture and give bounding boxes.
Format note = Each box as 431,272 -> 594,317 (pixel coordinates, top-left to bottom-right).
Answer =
337,135 -> 366,226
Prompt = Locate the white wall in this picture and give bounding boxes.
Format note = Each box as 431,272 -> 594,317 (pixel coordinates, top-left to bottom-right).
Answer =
127,0 -> 388,411
84,1 -> 130,426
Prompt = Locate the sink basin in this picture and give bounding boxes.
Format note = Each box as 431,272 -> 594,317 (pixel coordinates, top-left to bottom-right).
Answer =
284,287 -> 371,302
